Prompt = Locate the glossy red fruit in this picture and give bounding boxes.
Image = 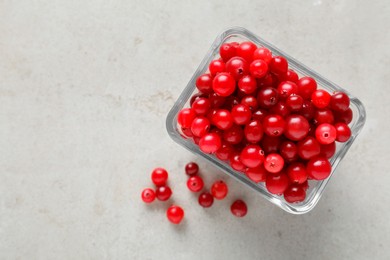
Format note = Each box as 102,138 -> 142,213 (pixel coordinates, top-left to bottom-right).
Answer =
209,92 -> 226,108
320,142 -> 336,158
198,192 -> 214,208
335,107 -> 353,124
257,73 -> 274,87
238,75 -> 257,94
166,205 -> 184,224
187,176 -> 204,192
306,156 -> 332,180
196,73 -> 213,94
211,109 -> 233,130
284,115 -> 310,141
287,162 -> 307,184
264,153 -> 284,174
191,97 -> 211,116
263,114 -> 285,137
314,109 -> 334,125
241,96 -> 258,111
284,185 -> 306,203
215,142 -> 234,161
156,186 -> 172,201
220,43 -> 237,62
297,77 -> 317,99
190,92 -> 208,107
237,41 -> 257,62
177,108 -> 196,128
226,57 -> 249,80
257,87 -> 279,108
253,47 -> 272,64
240,145 -> 265,168
209,59 -> 226,76
277,81 -> 298,99
270,56 -> 288,75
334,123 -> 351,142
231,104 -> 252,125
250,59 -> 268,78
245,165 -> 267,182
285,69 -> 299,83
265,171 -> 290,195
185,162 -> 199,176
231,200 -> 248,217
199,133 -> 222,153
298,180 -> 309,191
286,94 -> 304,111
223,125 -> 244,145
191,117 -> 210,137
261,135 -> 282,154
244,120 -> 263,143
141,188 -> 156,203
301,100 -> 316,120
211,180 -> 228,200
330,92 -> 350,112
298,136 -> 321,160
151,168 -> 168,186
213,73 -> 236,97
311,89 -> 331,109
252,108 -> 268,122
315,123 -> 337,144
230,153 -> 246,172
280,141 -> 298,162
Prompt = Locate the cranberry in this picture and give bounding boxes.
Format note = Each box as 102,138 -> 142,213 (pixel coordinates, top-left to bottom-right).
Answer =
335,107 -> 353,124
265,171 -> 290,195
280,141 -> 298,162
224,96 -> 241,110
297,77 -> 317,99
297,136 -> 321,160
334,123 -> 351,142
215,142 -> 234,161
286,95 -> 304,111
231,200 -> 248,217
269,101 -> 290,117
314,109 -> 334,125
156,186 -> 172,201
320,142 -> 336,158
270,56 -> 288,75
301,100 -> 316,120
245,165 -> 267,182
177,108 -> 196,128
237,41 -> 257,62
284,185 -> 306,203
187,176 -> 204,192
231,104 -> 252,125
253,47 -> 272,64
244,120 -> 263,143
209,59 -> 226,76
257,73 -> 274,87
264,153 -> 284,174
212,72 -> 236,97
311,89 -> 331,109
277,81 -> 298,99
230,153 -> 246,172
199,133 -> 222,153
226,57 -> 249,80
220,43 -> 237,62
261,135 -> 282,154
250,59 -> 268,78
185,162 -> 199,176
330,92 -> 350,112
211,109 -> 233,130
211,180 -> 228,200
198,192 -> 214,208
223,124 -> 244,145
306,156 -> 332,180
298,180 -> 309,191
240,145 -> 265,168
196,73 -> 213,94
190,92 -> 208,107
287,162 -> 307,184
141,188 -> 156,203
151,167 -> 168,186
252,108 -> 269,122
166,205 -> 184,224
257,87 -> 279,108
315,123 -> 337,144
192,97 -> 211,116
181,127 -> 193,138
209,92 -> 226,108
238,75 -> 257,94
191,117 -> 210,137
241,96 -> 258,111
284,115 -> 309,141
285,69 -> 299,83
263,114 -> 285,137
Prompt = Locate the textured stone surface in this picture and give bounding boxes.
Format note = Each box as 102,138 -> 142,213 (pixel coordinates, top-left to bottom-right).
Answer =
1,0 -> 389,259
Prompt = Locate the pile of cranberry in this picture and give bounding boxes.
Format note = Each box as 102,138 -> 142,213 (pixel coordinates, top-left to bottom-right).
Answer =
177,41 -> 353,203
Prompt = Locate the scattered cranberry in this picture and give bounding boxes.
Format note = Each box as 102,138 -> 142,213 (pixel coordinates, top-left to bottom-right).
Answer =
141,188 -> 156,203
231,200 -> 248,217
187,176 -> 204,192
166,205 -> 184,224
211,180 -> 228,200
198,192 -> 214,208
185,162 -> 199,176
156,186 -> 172,201
151,168 -> 168,186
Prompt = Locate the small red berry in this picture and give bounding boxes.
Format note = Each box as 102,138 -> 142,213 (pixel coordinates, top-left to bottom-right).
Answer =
199,133 -> 222,153
196,73 -> 213,94
287,162 -> 307,184
177,108 -> 196,128
151,168 -> 168,186
237,41 -> 257,62
245,165 -> 267,183
301,100 -> 316,120
191,117 -> 210,137
231,104 -> 252,125
311,89 -> 331,109
238,75 -> 257,94
284,114 -> 309,141
264,153 -> 284,174
297,77 -> 317,99
166,205 -> 184,224
212,72 -> 236,97
286,94 -> 304,111
280,141 -> 298,162
226,57 -> 249,80
270,56 -> 288,75
240,145 -> 265,168
215,142 -> 234,161
285,69 -> 299,83
263,114 -> 285,137
244,119 -> 263,143
315,123 -> 337,144
297,136 -> 321,160
223,124 -> 244,145
265,171 -> 290,195
240,95 -> 258,111
220,43 -> 237,62
211,180 -> 228,200
141,188 -> 156,203
252,108 -> 268,122
269,101 -> 290,117
314,109 -> 334,125
209,92 -> 226,108
277,81 -> 298,99
211,109 -> 233,130
198,192 -> 214,208
187,176 -> 204,192
320,142 -> 336,158
284,185 -> 306,203
250,59 -> 268,78
261,135 -> 282,154
185,162 -> 199,176
156,186 -> 172,201
209,59 -> 226,76
335,107 -> 353,124
253,47 -> 272,64
306,156 -> 332,180
231,200 -> 248,217
191,97 -> 211,116
334,123 -> 351,142
229,153 -> 246,172
257,87 -> 279,108
330,92 -> 350,112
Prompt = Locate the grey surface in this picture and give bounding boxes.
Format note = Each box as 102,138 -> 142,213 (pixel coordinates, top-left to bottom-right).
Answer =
1,0 -> 389,259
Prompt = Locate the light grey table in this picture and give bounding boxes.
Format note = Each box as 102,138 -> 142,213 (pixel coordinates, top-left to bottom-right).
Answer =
1,1 -> 389,259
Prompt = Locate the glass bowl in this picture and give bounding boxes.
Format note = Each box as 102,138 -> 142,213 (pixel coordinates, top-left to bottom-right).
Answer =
166,27 -> 366,214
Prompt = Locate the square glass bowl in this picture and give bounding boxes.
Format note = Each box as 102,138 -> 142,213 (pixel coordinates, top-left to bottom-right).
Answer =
166,27 -> 366,214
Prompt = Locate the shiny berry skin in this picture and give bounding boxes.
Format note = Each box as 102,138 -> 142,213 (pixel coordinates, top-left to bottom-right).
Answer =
215,142 -> 234,161
238,75 -> 257,94
263,114 -> 285,137
156,186 -> 172,201
297,77 -> 317,99
253,47 -> 272,64
181,127 -> 193,138
231,200 -> 248,217
314,109 -> 334,125
190,92 -> 208,107
141,188 -> 156,203
185,162 -> 199,176
209,59 -> 226,76
280,141 -> 298,162
211,109 -> 233,130
223,124 -> 244,144
315,123 -> 337,144
212,73 -> 236,97
231,104 -> 252,125
191,117 -> 210,137
298,136 -> 321,160
311,89 -> 331,109
284,185 -> 306,203
211,180 -> 228,200
250,59 -> 268,78
241,96 -> 258,111
335,107 -> 353,124
269,101 -> 290,117
196,73 -> 213,94
261,135 -> 282,154
306,156 -> 332,180
187,176 -> 204,192
298,180 -> 309,191
151,168 -> 168,186
287,162 -> 307,184
191,97 -> 211,116
301,100 -> 316,120
237,41 -> 257,62
177,108 -> 196,128
334,123 -> 351,142
199,133 -> 222,153
284,114 -> 309,141
277,81 -> 298,99
198,192 -> 214,208
264,153 -> 284,174
230,153 -> 246,172
209,92 -> 226,108
269,56 -> 288,75
286,94 -> 304,111
285,69 -> 299,83
257,87 -> 279,108
220,43 -> 237,62
245,165 -> 267,182
330,92 -> 350,112
252,108 -> 268,121
226,57 -> 249,80
265,171 -> 290,195
224,95 -> 241,110
240,145 -> 265,168
320,142 -> 336,158
257,73 -> 274,87
244,120 -> 263,143
166,205 -> 184,224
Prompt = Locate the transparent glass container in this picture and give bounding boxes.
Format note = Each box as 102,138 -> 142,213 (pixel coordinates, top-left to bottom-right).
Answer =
166,27 -> 366,214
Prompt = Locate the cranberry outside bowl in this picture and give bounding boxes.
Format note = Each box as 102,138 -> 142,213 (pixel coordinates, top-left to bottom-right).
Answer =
166,27 -> 366,214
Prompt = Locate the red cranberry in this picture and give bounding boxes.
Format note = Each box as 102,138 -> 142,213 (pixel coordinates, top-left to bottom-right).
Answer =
285,69 -> 299,83
196,73 -> 213,94
264,153 -> 284,174
166,205 -> 184,224
320,142 -> 336,158
223,125 -> 244,145
199,133 -> 222,153
190,92 -> 208,107
244,120 -> 263,143
314,109 -> 334,125
252,108 -> 268,121
240,145 -> 265,168
287,162 -> 307,184
284,115 -> 309,141
280,141 -> 298,162
215,142 -> 234,161
209,92 -> 226,108
151,168 -> 168,186
237,41 -> 257,62
297,77 -> 317,99
230,153 -> 246,172
226,56 -> 249,80
330,92 -> 350,112
250,59 -> 268,78
270,56 -> 288,75
192,97 -> 211,116
220,43 -> 237,62
156,186 -> 172,201
212,72 -> 236,97
185,162 -> 199,176
311,89 -> 331,109
238,75 -> 257,94
297,136 -> 321,160
284,185 -> 306,203
306,156 -> 332,180
334,107 -> 353,124
315,123 -> 337,144
181,127 -> 194,138
231,104 -> 252,125
269,101 -> 290,117
261,135 -> 282,154
253,47 -> 272,64
211,180 -> 228,200
257,87 -> 279,108
265,171 -> 290,195
277,81 -> 298,99
263,114 -> 285,137
198,192 -> 214,208
211,109 -> 234,130
286,94 -> 304,111
209,59 -> 226,76
245,165 -> 267,182
231,200 -> 248,217
187,176 -> 204,192
334,123 -> 351,142
301,100 -> 316,120
191,117 -> 210,137
177,108 -> 196,128
141,188 -> 156,203
241,95 -> 259,111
